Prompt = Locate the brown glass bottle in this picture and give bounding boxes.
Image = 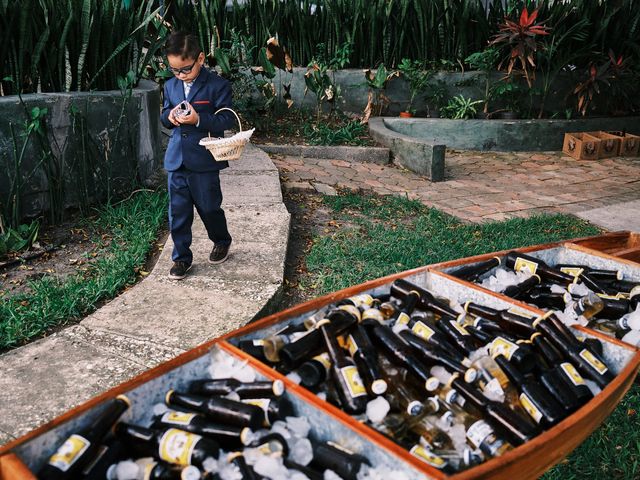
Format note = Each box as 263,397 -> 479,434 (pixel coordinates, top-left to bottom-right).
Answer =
134,459 -> 201,480
189,378 -> 285,398
227,452 -> 259,480
165,390 -> 264,429
493,354 -> 565,428
400,313 -> 464,362
39,395 -> 131,480
594,294 -> 632,319
449,257 -> 501,282
295,352 -> 331,389
391,279 -> 460,319
344,324 -> 388,395
556,264 -> 622,282
309,441 -> 371,480
318,319 -> 369,414
153,409 -> 250,447
114,423 -> 220,469
502,274 -> 541,299
464,302 -> 536,338
241,394 -> 295,427
521,290 -> 571,310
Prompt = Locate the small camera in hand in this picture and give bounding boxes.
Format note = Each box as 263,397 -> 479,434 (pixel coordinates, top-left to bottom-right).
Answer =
174,101 -> 191,118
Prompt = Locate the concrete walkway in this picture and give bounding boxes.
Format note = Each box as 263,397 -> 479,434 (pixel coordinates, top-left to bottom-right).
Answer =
0,144 -> 290,443
274,150 -> 640,229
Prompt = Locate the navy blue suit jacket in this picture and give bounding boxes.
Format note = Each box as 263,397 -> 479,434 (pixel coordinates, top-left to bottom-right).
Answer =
161,68 -> 235,172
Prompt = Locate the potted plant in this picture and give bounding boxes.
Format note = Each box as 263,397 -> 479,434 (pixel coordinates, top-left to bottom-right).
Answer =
440,95 -> 483,119
424,79 -> 449,118
490,80 -> 525,118
398,58 -> 433,117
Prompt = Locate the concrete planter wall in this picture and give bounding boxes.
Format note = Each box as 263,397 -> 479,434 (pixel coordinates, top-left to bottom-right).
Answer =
0,80 -> 162,221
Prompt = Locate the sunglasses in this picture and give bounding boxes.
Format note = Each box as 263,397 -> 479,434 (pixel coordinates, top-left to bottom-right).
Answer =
168,57 -> 199,76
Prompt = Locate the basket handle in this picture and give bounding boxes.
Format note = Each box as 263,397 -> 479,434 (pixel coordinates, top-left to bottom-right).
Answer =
214,107 -> 243,132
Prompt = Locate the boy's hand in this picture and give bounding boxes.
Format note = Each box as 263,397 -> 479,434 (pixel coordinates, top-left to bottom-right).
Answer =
168,106 -> 180,126
175,103 -> 200,126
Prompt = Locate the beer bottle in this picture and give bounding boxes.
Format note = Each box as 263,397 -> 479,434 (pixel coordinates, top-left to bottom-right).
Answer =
449,256 -> 501,282
449,377 -> 539,446
409,409 -> 455,451
165,390 -> 264,429
531,313 -> 614,389
132,458 -> 202,480
439,402 -> 512,459
39,395 -> 131,480
397,329 -> 476,379
80,440 -> 126,479
262,328 -> 314,363
344,325 -> 388,395
391,279 -> 460,319
363,321 -> 436,391
592,316 -> 633,333
241,394 -> 295,427
556,264 -> 623,282
247,432 -> 289,458
569,292 -> 604,320
295,352 -> 331,389
631,286 -> 640,310
393,289 -> 421,326
521,290 -> 571,310
600,279 -> 640,294
464,302 -> 536,338
593,294 -> 632,319
284,459 -> 325,480
502,274 -> 541,299
227,452 -> 259,480
385,382 -> 427,417
309,441 -> 370,480
114,423 -> 219,469
537,366 -> 581,415
279,308 -> 358,369
407,443 -> 455,474
434,314 -> 478,356
188,378 -> 285,398
153,409 -> 251,447
399,313 -> 464,363
468,326 -> 536,374
493,354 -> 565,428
337,293 -> 376,311
237,338 -> 269,363
318,319 -> 369,414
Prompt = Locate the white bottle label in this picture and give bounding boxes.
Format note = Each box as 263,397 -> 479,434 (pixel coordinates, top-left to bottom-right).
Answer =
410,445 -> 447,469
340,366 -> 367,398
579,349 -> 608,375
466,420 -> 493,449
514,257 -> 538,274
158,428 -> 200,466
490,337 -> 519,361
161,411 -> 197,426
411,321 -> 436,340
519,393 -> 543,423
560,362 -> 586,386
48,434 -> 91,472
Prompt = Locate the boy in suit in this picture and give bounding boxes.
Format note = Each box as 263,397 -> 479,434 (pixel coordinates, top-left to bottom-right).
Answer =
161,31 -> 235,280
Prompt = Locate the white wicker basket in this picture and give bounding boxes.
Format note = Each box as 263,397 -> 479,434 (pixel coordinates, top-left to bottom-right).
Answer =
199,108 -> 254,161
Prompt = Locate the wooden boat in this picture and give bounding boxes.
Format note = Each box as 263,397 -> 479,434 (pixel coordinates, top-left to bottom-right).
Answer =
1,232 -> 639,480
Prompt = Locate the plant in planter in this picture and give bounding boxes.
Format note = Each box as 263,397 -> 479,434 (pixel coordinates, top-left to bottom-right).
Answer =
489,80 -> 525,118
424,80 -> 449,118
362,63 -> 400,123
397,58 -> 433,117
465,47 -> 500,115
440,95 -> 483,119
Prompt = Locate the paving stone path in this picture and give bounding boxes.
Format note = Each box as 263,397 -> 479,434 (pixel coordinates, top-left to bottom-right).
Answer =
274,150 -> 640,224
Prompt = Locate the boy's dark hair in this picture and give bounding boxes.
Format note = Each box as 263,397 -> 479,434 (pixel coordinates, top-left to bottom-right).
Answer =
165,31 -> 202,60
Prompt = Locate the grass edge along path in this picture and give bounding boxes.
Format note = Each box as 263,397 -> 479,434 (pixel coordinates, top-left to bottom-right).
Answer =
0,190 -> 168,351
304,191 -> 638,479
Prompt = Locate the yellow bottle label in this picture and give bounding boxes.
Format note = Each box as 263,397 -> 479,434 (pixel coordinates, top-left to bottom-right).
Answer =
346,334 -> 359,357
162,411 -> 197,426
397,312 -> 411,325
411,321 -> 436,341
158,428 -> 200,466
352,294 -> 374,307
48,434 -> 91,472
252,339 -> 265,347
361,308 -> 384,322
579,349 -> 608,375
338,305 -> 362,321
514,257 -> 538,274
560,362 -> 586,386
313,352 -> 332,370
340,366 -> 367,398
490,337 -> 519,361
560,267 -> 584,279
410,445 -> 446,468
520,393 -> 543,423
450,319 -> 470,336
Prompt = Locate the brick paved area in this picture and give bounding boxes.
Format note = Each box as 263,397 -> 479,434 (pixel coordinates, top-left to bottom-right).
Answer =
272,150 -> 640,223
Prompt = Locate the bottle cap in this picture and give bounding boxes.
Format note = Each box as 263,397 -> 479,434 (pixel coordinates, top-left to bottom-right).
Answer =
115,394 -> 131,407
407,401 -> 424,417
165,389 -> 175,405
426,396 -> 440,413
371,379 -> 388,395
338,305 -> 362,321
272,380 -> 285,396
464,368 -> 478,383
240,427 -> 251,445
444,389 -> 458,405
425,377 -> 440,392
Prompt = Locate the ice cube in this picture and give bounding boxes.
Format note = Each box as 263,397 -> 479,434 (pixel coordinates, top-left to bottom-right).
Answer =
448,423 -> 467,453
481,378 -> 505,403
270,420 -> 292,439
391,322 -> 408,335
626,307 -> 640,330
286,372 -> 303,384
202,456 -> 219,474
289,437 -> 313,466
317,392 -> 327,401
569,282 -> 592,297
152,403 -> 169,416
114,460 -> 138,480
233,363 -> 257,383
254,456 -> 289,479
550,284 -> 567,295
286,416 -> 311,438
225,391 -> 242,402
429,365 -> 452,384
584,379 -> 602,396
622,329 -> 640,346
324,470 -> 343,480
218,462 -> 243,480
366,396 -> 390,424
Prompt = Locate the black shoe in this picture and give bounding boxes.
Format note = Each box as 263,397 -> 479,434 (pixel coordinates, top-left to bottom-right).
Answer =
209,243 -> 230,264
169,261 -> 191,280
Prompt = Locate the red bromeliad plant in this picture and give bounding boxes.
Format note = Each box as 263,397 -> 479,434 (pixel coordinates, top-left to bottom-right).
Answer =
490,7 -> 550,88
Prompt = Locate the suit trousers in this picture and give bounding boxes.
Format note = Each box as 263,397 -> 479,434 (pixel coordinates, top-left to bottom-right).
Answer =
168,167 -> 232,264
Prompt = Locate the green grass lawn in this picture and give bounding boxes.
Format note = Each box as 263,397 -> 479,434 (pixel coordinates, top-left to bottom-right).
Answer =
0,190 -> 167,350
304,191 -> 638,479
